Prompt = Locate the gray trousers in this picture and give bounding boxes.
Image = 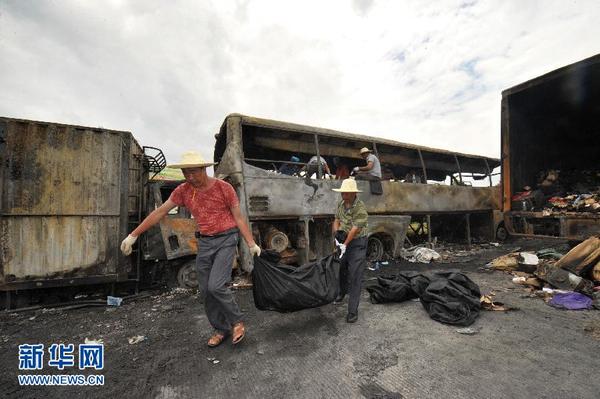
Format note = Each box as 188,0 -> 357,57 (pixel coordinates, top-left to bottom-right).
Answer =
195,231 -> 243,334
339,236 -> 368,315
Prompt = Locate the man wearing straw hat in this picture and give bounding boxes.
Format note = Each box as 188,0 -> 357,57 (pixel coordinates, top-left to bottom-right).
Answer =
353,147 -> 381,181
120,151 -> 261,347
332,178 -> 369,323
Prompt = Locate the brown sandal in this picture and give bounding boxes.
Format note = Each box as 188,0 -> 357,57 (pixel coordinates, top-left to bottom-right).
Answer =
232,322 -> 246,345
207,332 -> 227,348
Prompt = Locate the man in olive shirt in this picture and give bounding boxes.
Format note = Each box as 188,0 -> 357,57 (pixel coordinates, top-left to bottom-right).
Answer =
332,178 -> 369,323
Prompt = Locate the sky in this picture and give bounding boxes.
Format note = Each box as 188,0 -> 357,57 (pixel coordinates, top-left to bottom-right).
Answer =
1,0 -> 599,165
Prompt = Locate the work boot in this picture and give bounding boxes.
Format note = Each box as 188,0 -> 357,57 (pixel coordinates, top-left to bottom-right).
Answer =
346,313 -> 358,323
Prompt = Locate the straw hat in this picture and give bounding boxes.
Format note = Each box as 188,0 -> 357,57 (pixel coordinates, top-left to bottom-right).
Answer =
359,147 -> 372,154
332,178 -> 362,193
168,151 -> 216,169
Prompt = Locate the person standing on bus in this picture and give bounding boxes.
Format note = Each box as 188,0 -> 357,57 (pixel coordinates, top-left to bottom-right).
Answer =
353,147 -> 382,181
119,151 -> 261,348
332,178 -> 369,323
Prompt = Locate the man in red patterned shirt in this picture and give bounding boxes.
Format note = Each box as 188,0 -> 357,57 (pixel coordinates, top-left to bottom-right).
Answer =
120,152 -> 261,347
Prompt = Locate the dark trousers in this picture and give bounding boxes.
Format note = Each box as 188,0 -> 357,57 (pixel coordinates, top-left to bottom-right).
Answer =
195,232 -> 243,334
339,236 -> 368,315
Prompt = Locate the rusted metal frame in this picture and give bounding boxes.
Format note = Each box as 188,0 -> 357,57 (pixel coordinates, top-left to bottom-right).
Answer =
232,117 -> 254,272
118,136 -> 129,283
135,152 -> 144,292
501,96 -> 511,212
417,149 -> 428,182
453,155 -> 463,184
314,134 -> 322,178
483,158 -> 493,187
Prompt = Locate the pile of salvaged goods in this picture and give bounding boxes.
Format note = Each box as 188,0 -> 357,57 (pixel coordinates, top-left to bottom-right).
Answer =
511,169 -> 600,213
487,236 -> 600,310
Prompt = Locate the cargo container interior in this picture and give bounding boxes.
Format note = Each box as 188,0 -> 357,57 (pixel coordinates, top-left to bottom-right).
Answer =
503,55 -> 600,239
505,60 -> 600,195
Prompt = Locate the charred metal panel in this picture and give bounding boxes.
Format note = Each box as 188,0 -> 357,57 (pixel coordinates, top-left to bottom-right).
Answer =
242,164 -> 499,218
1,216 -> 118,279
0,118 -> 143,289
367,215 -> 411,257
506,211 -> 600,240
158,218 -> 197,259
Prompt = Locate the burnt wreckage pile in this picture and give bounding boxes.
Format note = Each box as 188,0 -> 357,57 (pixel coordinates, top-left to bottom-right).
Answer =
512,169 -> 600,213
488,236 -> 600,310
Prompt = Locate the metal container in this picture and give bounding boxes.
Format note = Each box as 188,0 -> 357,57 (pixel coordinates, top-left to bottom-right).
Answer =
0,117 -> 146,290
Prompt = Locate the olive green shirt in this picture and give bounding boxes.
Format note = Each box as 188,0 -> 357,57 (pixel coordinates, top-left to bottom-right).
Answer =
335,198 -> 368,238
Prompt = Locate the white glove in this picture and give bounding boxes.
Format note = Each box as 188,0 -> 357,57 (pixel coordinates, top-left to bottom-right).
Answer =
249,244 -> 261,257
353,166 -> 360,173
335,239 -> 347,259
120,234 -> 138,256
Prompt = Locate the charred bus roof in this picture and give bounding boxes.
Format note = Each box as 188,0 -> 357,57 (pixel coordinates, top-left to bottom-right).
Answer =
215,114 -> 499,180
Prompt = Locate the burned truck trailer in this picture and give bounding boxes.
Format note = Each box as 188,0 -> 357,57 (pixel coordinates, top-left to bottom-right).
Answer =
501,53 -> 600,239
0,118 -> 167,298
214,114 -> 501,272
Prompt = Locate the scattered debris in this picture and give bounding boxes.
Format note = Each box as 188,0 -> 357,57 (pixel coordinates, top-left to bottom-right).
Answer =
107,296 -> 123,306
487,252 -> 519,271
519,253 -> 539,266
128,335 -> 147,345
554,236 -> 600,276
456,327 -> 479,335
480,294 -> 518,311
84,338 -> 104,345
402,246 -> 441,263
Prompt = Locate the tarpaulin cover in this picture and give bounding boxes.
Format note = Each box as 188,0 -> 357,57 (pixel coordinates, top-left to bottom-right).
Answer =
366,271 -> 481,326
252,250 -> 340,312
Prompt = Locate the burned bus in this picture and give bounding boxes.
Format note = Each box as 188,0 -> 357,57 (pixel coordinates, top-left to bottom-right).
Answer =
201,114 -> 501,272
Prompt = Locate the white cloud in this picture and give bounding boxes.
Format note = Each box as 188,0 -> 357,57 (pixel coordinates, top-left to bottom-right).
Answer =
0,0 -> 598,163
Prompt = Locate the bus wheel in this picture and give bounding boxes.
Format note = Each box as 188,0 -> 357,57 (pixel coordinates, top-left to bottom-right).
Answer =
177,261 -> 199,289
367,236 -> 384,262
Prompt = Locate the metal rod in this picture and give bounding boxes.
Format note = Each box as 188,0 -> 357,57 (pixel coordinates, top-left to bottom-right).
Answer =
454,154 -> 463,184
483,158 -> 493,187
417,149 -> 428,182
372,142 -> 380,158
314,134 -> 322,178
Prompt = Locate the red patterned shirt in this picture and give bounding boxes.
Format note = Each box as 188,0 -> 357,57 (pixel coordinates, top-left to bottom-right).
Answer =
169,179 -> 239,235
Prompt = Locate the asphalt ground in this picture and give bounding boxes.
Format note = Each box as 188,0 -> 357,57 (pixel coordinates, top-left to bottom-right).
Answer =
1,238 -> 599,399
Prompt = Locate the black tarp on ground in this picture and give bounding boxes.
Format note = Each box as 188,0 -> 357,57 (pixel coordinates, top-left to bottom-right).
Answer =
366,271 -> 481,326
252,250 -> 340,312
